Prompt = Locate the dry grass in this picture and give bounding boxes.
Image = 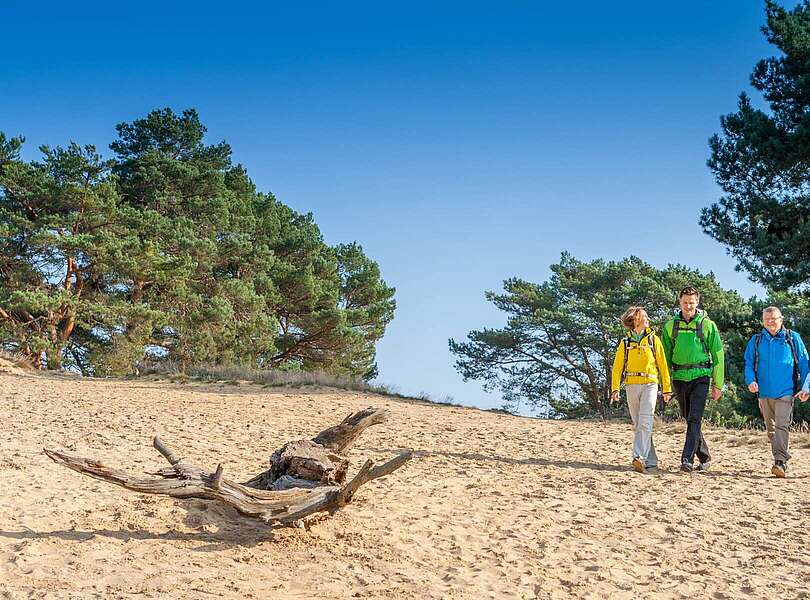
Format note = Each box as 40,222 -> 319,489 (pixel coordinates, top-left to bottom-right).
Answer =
134,361 -> 463,407
0,349 -> 34,370
656,414 -> 810,448
138,360 -> 371,388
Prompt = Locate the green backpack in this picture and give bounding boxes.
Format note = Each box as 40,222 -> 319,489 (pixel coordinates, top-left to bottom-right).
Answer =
670,318 -> 712,372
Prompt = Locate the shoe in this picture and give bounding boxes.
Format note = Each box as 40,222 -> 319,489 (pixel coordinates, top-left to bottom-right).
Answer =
696,460 -> 711,472
772,461 -> 787,478
680,461 -> 693,473
632,457 -> 645,473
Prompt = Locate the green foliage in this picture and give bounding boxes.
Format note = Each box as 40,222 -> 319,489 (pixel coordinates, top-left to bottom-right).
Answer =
0,109 -> 395,378
698,1 -> 810,424
0,138 -> 120,369
703,1 -> 810,290
450,253 -> 767,419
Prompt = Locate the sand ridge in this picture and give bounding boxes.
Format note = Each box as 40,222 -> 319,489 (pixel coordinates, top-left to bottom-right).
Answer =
1,370 -> 809,599
0,359 -> 27,377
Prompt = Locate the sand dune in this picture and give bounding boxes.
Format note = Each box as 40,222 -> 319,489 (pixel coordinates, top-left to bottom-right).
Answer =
1,366 -> 809,599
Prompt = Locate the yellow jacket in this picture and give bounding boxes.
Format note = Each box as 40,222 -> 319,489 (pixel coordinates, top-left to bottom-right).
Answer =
611,328 -> 672,394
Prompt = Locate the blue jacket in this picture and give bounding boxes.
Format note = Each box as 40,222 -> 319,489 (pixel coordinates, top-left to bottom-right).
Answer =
743,328 -> 810,398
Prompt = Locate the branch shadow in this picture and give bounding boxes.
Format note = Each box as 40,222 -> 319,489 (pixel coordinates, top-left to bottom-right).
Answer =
0,526 -> 273,551
0,502 -> 277,551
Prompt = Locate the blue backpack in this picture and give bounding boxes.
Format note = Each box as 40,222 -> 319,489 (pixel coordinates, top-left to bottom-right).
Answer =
751,329 -> 800,394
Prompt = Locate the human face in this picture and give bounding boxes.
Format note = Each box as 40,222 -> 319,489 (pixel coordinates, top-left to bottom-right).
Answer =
634,310 -> 650,332
762,311 -> 784,336
679,294 -> 699,320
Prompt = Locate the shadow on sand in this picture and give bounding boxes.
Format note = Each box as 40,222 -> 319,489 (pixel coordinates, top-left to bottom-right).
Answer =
358,447 -> 631,473
0,501 -> 279,550
359,447 -> 810,479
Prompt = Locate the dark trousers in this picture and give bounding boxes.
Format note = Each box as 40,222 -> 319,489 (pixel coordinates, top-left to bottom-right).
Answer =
673,376 -> 711,464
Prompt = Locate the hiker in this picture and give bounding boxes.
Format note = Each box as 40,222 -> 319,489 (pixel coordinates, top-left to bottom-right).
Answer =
661,286 -> 725,473
610,306 -> 672,473
743,306 -> 810,478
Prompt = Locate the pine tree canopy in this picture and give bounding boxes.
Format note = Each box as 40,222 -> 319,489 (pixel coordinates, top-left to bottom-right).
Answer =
0,109 -> 395,379
704,1 -> 810,290
449,253 -> 790,421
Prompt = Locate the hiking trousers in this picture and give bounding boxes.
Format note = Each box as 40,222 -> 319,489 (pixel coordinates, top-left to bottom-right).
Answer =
673,376 -> 711,465
626,383 -> 658,467
758,396 -> 793,463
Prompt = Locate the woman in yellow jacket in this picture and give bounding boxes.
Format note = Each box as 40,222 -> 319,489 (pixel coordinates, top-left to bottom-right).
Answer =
610,306 -> 672,473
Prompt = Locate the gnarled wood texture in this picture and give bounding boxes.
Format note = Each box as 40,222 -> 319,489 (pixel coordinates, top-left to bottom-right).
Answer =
313,407 -> 390,453
44,407 -> 411,527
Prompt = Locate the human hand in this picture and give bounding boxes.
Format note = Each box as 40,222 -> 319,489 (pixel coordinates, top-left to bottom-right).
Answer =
795,390 -> 809,402
662,393 -> 672,404
610,391 -> 619,404
711,386 -> 722,401
748,382 -> 759,394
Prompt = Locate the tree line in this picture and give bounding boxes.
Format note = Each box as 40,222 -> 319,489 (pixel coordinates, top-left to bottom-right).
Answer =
0,109 -> 395,379
451,1 -> 810,424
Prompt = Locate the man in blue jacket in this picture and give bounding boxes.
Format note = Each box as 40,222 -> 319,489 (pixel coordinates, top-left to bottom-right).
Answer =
744,306 -> 810,477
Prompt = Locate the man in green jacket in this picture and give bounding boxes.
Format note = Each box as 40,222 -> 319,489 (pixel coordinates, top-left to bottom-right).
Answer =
661,286 -> 725,473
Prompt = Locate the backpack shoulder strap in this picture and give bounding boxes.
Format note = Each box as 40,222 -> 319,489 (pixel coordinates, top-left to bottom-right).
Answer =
696,318 -> 713,364
753,332 -> 762,383
695,318 -> 706,342
620,335 -> 631,383
671,319 -> 681,344
785,329 -> 798,361
648,332 -> 659,373
785,329 -> 800,392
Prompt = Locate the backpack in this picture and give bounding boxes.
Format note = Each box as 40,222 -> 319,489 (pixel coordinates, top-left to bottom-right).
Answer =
752,329 -> 800,394
620,331 -> 659,383
670,317 -> 712,371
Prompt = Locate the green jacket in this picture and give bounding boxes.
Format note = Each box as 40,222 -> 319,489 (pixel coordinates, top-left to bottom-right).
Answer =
661,309 -> 724,387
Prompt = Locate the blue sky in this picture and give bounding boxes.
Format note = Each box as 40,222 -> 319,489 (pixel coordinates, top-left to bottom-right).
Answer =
2,1 -> 790,410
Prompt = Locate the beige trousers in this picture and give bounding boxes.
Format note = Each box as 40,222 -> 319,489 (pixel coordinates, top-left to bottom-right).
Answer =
758,396 -> 793,463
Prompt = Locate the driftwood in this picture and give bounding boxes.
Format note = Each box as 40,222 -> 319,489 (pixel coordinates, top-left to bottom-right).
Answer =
44,407 -> 411,527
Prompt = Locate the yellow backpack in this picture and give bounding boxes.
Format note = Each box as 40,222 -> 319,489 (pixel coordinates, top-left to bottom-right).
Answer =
620,330 -> 659,382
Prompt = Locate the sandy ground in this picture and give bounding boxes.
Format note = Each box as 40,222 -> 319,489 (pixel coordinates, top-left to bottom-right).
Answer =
1,365 -> 810,599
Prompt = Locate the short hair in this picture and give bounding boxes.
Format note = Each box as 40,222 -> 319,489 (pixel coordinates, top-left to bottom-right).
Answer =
679,286 -> 700,299
620,306 -> 647,329
762,306 -> 783,318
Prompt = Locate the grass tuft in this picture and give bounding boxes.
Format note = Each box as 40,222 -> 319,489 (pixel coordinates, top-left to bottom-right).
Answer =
0,350 -> 35,370
135,360 -> 454,404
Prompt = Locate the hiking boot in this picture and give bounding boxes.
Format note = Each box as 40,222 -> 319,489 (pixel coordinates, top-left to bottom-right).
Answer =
680,461 -> 693,473
772,461 -> 787,478
632,457 -> 645,473
696,460 -> 712,472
